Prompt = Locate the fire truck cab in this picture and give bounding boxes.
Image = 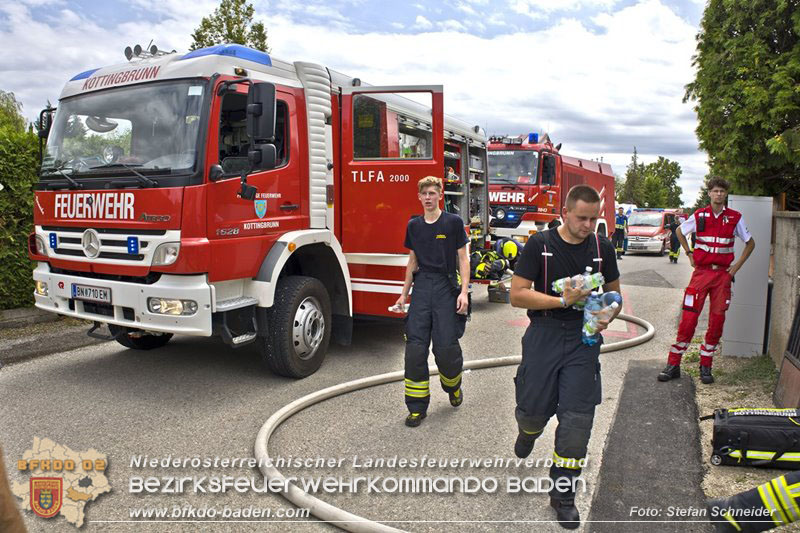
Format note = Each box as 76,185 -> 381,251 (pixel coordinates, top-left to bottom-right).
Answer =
30,44 -> 489,378
487,134 -> 614,242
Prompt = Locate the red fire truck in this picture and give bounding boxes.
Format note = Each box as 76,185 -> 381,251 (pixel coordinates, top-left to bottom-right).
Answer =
29,44 -> 489,377
487,134 -> 614,241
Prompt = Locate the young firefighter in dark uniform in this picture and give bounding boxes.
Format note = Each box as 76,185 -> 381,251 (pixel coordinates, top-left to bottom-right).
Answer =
613,206 -> 627,259
510,185 -> 621,529
394,176 -> 470,428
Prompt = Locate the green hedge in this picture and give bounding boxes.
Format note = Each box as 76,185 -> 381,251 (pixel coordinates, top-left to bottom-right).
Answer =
0,128 -> 38,310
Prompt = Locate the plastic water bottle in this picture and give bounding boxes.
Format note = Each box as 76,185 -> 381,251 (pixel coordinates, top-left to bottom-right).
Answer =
601,291 -> 622,308
582,267 -> 605,291
582,293 -> 619,345
571,268 -> 606,310
551,273 -> 584,294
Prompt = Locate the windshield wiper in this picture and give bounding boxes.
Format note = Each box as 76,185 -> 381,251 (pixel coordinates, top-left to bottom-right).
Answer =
94,163 -> 157,188
41,166 -> 83,190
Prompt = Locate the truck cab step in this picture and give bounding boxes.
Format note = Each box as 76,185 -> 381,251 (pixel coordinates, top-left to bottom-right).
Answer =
216,296 -> 258,312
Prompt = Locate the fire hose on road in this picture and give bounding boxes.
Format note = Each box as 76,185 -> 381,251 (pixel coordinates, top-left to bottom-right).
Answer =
254,312 -> 655,533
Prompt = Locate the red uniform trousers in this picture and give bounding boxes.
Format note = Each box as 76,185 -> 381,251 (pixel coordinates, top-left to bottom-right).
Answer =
667,266 -> 732,368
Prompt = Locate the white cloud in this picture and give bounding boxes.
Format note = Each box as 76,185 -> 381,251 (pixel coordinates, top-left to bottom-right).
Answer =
0,0 -> 706,206
390,21 -> 405,29
511,0 -> 620,18
414,15 -> 433,29
437,19 -> 467,32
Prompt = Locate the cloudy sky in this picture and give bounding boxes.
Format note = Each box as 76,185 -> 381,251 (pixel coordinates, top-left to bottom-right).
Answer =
1,0 -> 707,204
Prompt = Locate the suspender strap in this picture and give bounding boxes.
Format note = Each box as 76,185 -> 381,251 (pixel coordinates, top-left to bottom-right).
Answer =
594,233 -> 603,270
543,241 -> 549,296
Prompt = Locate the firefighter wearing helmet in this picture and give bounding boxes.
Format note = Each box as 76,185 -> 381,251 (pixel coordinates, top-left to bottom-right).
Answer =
393,176 -> 470,428
657,177 -> 755,384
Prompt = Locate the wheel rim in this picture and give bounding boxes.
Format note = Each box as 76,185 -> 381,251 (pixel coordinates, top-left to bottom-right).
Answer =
292,296 -> 325,360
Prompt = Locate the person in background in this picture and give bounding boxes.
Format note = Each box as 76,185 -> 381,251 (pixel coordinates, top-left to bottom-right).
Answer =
658,177 -> 755,384
613,206 -> 627,260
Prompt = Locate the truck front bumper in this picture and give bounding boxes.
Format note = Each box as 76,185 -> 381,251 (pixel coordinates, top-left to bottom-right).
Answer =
626,239 -> 663,253
491,221 -> 540,242
32,263 -> 214,336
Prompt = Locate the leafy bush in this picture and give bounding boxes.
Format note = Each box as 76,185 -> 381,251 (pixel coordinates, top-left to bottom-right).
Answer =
0,125 -> 39,309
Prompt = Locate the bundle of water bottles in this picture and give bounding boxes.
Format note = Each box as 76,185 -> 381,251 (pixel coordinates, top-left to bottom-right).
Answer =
551,267 -> 622,346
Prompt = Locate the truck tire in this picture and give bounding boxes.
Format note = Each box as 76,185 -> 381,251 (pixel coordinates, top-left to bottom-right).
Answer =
108,325 -> 173,350
260,276 -> 331,378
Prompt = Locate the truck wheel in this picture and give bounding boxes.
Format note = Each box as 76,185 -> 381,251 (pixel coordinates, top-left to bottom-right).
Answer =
260,276 -> 331,378
108,325 -> 173,350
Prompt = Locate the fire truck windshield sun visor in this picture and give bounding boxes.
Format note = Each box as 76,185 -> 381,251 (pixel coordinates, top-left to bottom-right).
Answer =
488,150 -> 539,185
40,80 -> 206,187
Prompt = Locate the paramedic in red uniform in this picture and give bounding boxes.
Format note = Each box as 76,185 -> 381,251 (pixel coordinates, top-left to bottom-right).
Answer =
657,177 -> 755,384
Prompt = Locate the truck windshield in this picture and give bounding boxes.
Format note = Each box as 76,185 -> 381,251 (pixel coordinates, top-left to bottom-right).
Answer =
628,213 -> 663,227
488,150 -> 539,184
41,80 -> 205,183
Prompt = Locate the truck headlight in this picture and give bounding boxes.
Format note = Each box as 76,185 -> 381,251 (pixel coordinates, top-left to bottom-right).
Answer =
152,242 -> 180,266
35,281 -> 48,296
148,298 -> 198,316
35,235 -> 47,256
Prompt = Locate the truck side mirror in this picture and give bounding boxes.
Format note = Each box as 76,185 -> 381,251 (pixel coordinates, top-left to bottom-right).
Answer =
209,164 -> 224,182
247,82 -> 276,143
249,143 -> 277,171
38,107 -> 55,139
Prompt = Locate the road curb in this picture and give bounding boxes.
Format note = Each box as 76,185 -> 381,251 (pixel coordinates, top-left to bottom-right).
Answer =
0,323 -> 108,367
0,307 -> 58,330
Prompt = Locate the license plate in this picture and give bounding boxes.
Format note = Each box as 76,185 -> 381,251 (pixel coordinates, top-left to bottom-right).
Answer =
71,284 -> 111,303
629,243 -> 644,249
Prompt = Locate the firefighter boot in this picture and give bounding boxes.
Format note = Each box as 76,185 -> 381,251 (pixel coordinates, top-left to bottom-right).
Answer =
514,430 -> 539,458
405,412 -> 427,427
657,364 -> 681,382
550,498 -> 580,529
449,388 -> 463,407
700,365 -> 715,384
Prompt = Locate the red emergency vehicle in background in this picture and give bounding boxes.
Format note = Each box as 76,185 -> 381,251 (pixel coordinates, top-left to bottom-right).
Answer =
29,43 -> 490,378
625,208 -> 683,255
486,134 -> 614,241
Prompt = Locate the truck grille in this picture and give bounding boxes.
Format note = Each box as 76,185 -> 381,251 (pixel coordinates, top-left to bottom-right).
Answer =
37,226 -> 179,266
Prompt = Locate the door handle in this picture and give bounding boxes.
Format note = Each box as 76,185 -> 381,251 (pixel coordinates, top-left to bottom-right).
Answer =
280,204 -> 299,211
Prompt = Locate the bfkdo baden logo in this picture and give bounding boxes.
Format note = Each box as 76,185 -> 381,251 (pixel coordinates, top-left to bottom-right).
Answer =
13,437 -> 111,528
30,477 -> 63,518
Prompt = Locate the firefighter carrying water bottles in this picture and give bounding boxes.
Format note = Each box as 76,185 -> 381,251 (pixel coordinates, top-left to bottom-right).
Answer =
510,185 -> 621,529
657,177 -> 755,385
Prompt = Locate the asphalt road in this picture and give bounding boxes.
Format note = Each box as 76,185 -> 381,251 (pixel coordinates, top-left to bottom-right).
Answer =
1,249 -> 699,532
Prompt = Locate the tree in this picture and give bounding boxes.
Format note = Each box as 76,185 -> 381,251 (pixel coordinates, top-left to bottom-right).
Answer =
0,91 -> 26,133
643,156 -> 683,207
641,174 -> 667,208
620,147 -> 645,205
693,179 -> 710,212
684,0 -> 800,206
190,0 -> 270,52
614,174 -> 625,202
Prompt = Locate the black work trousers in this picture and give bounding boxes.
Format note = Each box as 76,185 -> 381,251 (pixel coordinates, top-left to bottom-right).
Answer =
404,272 -> 465,414
612,231 -> 625,255
514,317 -> 602,499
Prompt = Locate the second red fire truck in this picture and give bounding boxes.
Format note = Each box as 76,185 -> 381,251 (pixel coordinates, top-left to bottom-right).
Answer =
29,43 -> 490,378
487,134 -> 615,241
